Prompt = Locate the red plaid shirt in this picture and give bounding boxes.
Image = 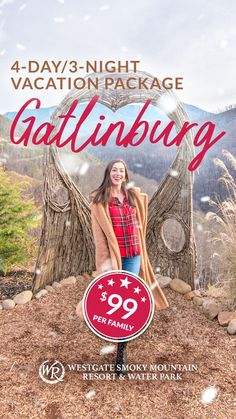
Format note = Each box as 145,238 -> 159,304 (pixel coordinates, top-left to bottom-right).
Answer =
108,196 -> 141,258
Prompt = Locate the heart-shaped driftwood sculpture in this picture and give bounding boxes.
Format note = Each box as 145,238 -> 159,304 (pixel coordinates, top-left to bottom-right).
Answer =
32,70 -> 196,292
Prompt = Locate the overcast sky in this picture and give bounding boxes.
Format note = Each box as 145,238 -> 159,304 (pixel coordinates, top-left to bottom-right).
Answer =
0,0 -> 235,114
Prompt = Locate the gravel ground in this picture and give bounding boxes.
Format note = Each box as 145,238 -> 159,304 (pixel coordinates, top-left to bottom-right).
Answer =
0,274 -> 235,419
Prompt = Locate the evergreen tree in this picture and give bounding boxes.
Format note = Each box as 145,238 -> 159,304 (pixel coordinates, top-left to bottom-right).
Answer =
0,168 -> 40,274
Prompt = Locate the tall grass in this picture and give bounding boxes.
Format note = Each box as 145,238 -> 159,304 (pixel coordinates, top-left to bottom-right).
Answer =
205,150 -> 236,302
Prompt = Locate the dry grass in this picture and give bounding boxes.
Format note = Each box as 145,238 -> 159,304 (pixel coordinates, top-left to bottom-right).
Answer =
0,275 -> 235,419
205,150 -> 236,303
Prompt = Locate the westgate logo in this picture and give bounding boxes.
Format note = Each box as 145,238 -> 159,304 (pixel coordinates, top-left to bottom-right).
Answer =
39,360 -> 65,384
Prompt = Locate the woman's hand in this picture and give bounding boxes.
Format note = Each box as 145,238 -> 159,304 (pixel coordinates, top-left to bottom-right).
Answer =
75,299 -> 85,321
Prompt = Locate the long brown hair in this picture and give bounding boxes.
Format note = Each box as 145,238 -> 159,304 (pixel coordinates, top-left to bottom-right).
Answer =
90,159 -> 137,206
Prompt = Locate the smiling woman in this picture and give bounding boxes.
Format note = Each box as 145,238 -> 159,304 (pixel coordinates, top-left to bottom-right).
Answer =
76,158 -> 169,374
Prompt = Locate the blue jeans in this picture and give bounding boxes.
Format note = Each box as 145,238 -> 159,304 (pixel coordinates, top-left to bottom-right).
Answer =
121,255 -> 141,276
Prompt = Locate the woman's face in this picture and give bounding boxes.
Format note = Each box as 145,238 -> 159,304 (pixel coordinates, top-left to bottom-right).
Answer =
110,162 -> 126,187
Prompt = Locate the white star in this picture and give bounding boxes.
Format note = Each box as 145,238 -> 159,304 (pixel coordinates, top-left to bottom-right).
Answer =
141,297 -> 147,302
134,286 -> 141,294
108,279 -> 115,286
98,284 -> 103,289
120,277 -> 132,289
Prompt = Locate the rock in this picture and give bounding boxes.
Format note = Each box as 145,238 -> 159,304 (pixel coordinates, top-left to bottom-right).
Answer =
170,278 -> 192,294
48,331 -> 57,337
2,299 -> 15,310
45,285 -> 55,293
52,281 -> 62,289
13,290 -> 33,305
60,276 -> 77,285
184,290 -> 201,300
157,276 -> 172,288
82,272 -> 91,281
227,319 -> 236,335
207,285 -> 229,298
76,275 -> 85,281
0,303 -> 3,310
218,311 -> 236,326
35,289 -> 48,299
193,296 -> 203,306
202,299 -> 221,320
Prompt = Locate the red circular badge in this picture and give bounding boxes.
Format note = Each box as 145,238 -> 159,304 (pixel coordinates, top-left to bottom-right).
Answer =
83,270 -> 154,342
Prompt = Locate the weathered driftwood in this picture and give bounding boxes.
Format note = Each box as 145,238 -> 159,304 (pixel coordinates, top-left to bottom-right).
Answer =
32,70 -> 196,292
32,146 -> 95,292
147,130 -> 196,288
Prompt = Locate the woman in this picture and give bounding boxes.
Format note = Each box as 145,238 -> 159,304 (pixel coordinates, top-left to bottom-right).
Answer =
76,159 -> 169,372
